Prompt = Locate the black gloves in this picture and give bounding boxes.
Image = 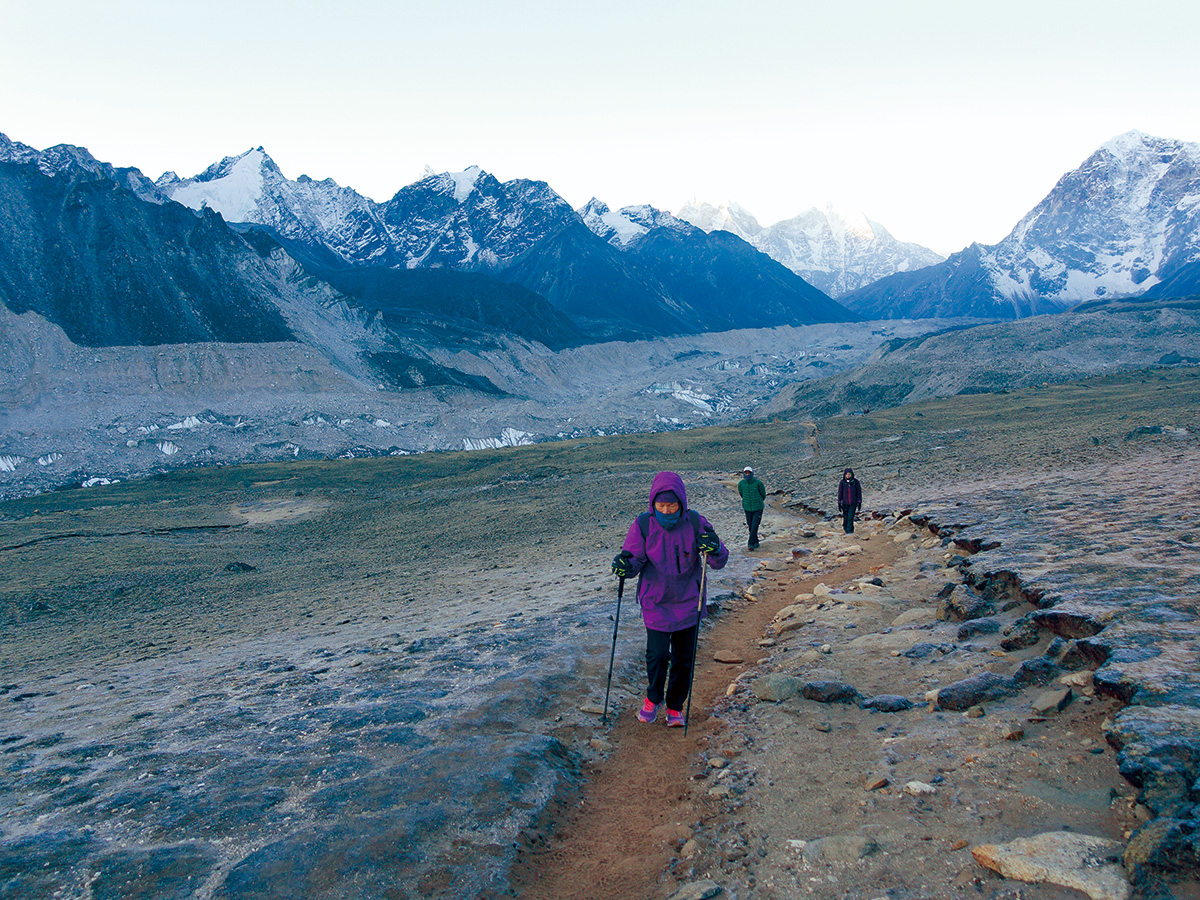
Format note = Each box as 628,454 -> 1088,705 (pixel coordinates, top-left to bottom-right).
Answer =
612,550 -> 635,578
697,528 -> 720,554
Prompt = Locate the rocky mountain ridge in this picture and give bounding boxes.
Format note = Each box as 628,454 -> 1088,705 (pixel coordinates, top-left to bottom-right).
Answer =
158,147 -> 852,339
842,131 -> 1200,318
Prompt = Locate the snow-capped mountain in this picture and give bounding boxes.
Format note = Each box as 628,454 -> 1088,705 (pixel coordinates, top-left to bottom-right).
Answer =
577,199 -> 689,246
158,151 -> 853,338
379,166 -> 582,270
158,148 -> 397,267
842,131 -> 1200,319
576,198 -> 853,332
676,201 -> 945,297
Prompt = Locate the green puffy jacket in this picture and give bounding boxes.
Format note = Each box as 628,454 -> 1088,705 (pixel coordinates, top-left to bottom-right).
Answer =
738,476 -> 766,512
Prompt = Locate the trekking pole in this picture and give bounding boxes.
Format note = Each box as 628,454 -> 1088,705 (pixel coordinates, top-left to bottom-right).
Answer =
602,575 -> 625,726
683,550 -> 708,736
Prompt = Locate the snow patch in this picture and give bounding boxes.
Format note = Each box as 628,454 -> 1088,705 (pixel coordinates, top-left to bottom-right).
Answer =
450,166 -> 482,203
168,149 -> 266,222
462,427 -> 534,451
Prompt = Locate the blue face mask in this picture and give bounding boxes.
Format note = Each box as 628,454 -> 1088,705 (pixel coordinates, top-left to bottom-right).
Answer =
654,510 -> 681,529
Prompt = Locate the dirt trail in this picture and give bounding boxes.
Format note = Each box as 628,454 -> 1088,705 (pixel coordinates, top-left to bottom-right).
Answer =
512,501 -> 1147,900
511,512 -> 906,900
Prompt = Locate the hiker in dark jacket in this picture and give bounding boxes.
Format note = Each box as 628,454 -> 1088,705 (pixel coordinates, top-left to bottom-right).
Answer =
611,471 -> 728,727
737,465 -> 767,549
837,468 -> 862,534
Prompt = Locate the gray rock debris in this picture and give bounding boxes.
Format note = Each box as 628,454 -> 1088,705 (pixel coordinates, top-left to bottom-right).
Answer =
971,832 -> 1129,900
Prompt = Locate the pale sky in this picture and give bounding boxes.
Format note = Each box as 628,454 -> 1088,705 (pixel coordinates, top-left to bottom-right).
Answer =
2,0 -> 1198,255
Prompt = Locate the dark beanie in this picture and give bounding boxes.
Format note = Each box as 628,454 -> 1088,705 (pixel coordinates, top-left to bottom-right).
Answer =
655,490 -> 680,504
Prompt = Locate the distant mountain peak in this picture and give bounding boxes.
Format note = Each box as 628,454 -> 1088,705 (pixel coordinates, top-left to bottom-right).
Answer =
163,148 -> 273,221
841,130 -> 1200,318
677,200 -> 762,240
579,199 -> 689,246
678,199 -> 943,297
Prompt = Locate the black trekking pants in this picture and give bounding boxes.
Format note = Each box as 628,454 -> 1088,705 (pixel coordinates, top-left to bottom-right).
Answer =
645,624 -> 698,711
745,509 -> 762,547
842,504 -> 858,534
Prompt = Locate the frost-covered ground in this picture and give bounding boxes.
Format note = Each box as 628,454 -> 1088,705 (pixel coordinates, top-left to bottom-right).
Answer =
3,367 -> 1199,899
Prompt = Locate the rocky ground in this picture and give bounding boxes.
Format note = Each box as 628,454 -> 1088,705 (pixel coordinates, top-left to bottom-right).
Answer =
0,302 -> 939,501
514,366 -> 1200,900
2,365 -> 1199,899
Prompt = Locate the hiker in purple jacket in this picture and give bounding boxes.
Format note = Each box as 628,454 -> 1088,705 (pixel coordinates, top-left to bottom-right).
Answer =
611,471 -> 728,727
838,467 -> 863,534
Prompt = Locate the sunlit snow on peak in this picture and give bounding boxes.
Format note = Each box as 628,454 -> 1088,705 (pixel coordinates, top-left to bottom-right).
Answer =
169,149 -> 266,221
450,166 -> 483,203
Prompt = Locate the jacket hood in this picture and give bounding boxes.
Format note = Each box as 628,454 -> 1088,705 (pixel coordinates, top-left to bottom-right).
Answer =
647,471 -> 689,514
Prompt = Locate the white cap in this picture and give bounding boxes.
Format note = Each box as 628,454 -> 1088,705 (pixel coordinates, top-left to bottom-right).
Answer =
743,466 -> 753,473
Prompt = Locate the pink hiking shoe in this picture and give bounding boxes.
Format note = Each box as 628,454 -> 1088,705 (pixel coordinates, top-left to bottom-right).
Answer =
665,709 -> 685,728
638,698 -> 660,723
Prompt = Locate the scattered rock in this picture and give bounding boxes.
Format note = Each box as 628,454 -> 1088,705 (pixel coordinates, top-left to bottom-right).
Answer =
1124,817 -> 1200,874
1001,615 -> 1041,651
966,705 -> 986,718
713,651 -> 744,664
859,694 -> 914,713
224,561 -> 257,572
864,775 -> 889,791
937,584 -> 995,622
751,674 -> 802,702
1002,722 -> 1026,741
971,832 -> 1129,900
774,619 -> 805,637
666,879 -> 723,900
813,722 -> 832,733
802,681 -> 860,704
802,834 -> 879,865
1106,705 -> 1200,821
957,617 -> 1001,640
1031,686 -> 1073,715
904,781 -> 935,796
904,642 -> 953,659
934,672 -> 1015,711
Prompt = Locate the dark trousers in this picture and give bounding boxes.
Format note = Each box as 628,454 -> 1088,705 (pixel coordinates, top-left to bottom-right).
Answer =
842,505 -> 858,533
646,625 -> 698,711
744,509 -> 762,547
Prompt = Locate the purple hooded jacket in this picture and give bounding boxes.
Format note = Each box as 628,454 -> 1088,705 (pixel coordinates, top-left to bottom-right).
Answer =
620,471 -> 729,632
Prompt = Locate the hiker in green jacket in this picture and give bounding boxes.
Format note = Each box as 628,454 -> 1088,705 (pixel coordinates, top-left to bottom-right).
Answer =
738,466 -> 767,549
